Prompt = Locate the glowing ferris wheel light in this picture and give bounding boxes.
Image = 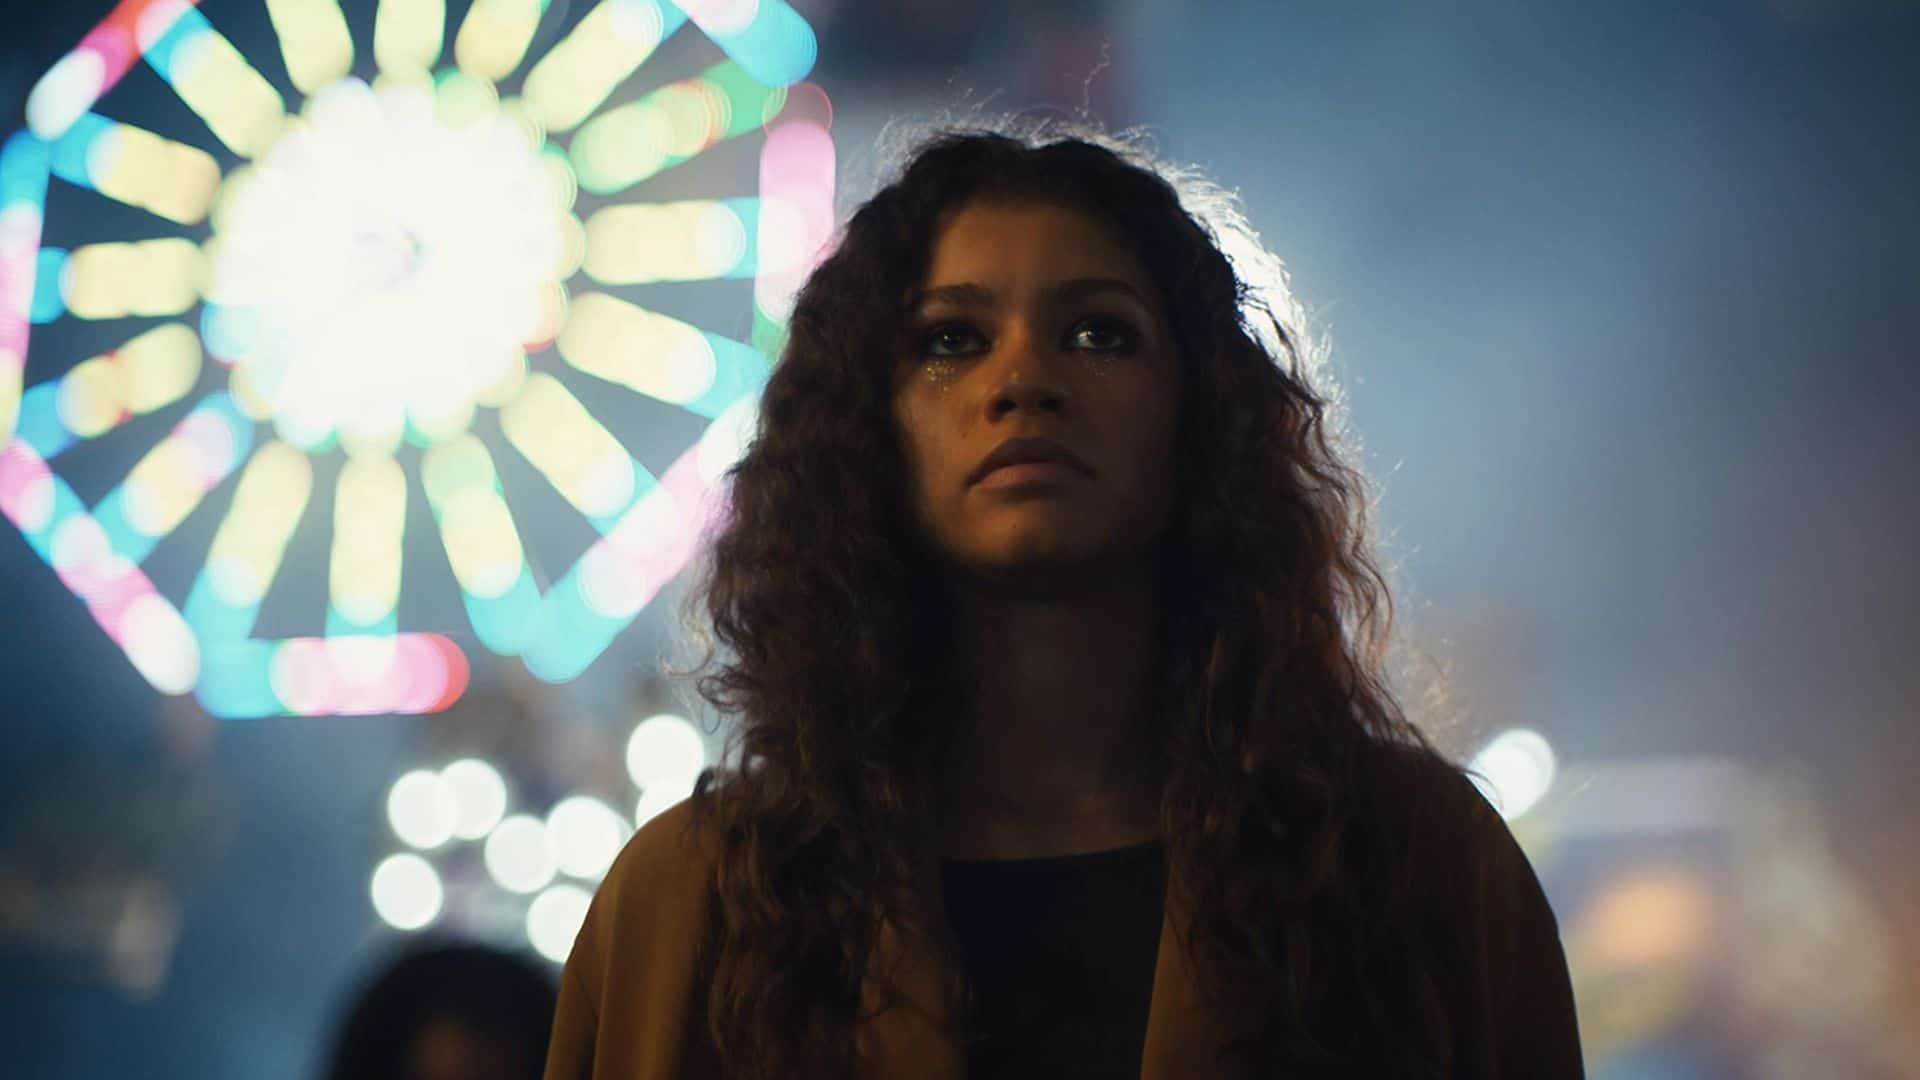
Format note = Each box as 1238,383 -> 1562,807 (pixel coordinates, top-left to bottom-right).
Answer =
1,0 -> 835,717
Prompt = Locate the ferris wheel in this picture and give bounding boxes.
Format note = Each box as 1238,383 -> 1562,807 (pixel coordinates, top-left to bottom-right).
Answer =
0,0 -> 835,718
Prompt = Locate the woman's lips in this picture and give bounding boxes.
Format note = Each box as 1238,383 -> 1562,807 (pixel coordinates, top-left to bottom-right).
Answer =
973,461 -> 1085,489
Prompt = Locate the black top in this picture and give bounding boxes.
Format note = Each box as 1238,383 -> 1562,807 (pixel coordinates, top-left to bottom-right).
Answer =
939,839 -> 1168,1080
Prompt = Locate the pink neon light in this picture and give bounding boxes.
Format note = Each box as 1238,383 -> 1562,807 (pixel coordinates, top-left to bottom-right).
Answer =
764,81 -> 831,134
275,633 -> 470,716
41,517 -> 164,647
175,408 -> 240,488
756,97 -> 834,312
0,441 -> 53,522
0,205 -> 42,361
78,0 -> 204,102
660,436 -> 731,557
69,554 -> 150,633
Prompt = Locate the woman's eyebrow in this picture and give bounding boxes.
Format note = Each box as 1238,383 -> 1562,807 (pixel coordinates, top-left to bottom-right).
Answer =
908,277 -> 1150,310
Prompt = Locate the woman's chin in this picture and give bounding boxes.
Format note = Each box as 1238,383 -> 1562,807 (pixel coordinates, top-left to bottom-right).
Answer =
953,540 -> 1153,595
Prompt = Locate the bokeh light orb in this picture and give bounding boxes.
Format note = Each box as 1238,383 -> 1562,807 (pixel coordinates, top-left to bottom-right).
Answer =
545,794 -> 629,880
526,882 -> 593,964
483,812 -> 556,894
370,852 -> 443,930
1469,728 -> 1558,821
441,757 -> 508,840
207,74 -> 566,460
626,712 -> 707,791
636,781 -> 691,830
387,767 -> 457,849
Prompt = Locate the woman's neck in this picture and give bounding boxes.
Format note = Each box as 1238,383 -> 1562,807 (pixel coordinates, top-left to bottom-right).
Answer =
932,568 -> 1166,857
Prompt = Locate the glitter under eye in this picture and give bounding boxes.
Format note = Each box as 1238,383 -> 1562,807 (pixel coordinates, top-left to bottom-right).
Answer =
911,317 -> 1137,361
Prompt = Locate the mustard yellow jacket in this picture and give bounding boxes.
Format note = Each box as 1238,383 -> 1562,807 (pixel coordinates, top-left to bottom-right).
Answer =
544,753 -> 1584,1078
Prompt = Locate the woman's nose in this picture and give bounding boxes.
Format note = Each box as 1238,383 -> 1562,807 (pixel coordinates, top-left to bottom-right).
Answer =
983,323 -> 1069,418
988,378 -> 1066,419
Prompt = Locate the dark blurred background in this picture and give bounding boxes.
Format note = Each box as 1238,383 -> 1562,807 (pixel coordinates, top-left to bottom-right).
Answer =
2,1 -> 1916,1077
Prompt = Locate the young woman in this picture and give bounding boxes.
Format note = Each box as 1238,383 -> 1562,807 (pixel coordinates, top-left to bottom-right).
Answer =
545,122 -> 1584,1079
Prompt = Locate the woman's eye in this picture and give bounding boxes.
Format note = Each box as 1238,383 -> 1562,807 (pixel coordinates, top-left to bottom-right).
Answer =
920,325 -> 981,356
1072,319 -> 1135,351
916,318 -> 1135,358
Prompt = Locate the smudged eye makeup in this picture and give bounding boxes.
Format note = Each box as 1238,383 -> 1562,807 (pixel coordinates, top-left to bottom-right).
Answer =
912,316 -> 1140,359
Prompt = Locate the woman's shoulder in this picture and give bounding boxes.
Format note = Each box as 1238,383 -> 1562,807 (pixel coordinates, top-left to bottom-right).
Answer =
594,795 -> 721,913
1360,739 -> 1492,832
1357,738 -> 1585,1075
1357,738 -> 1556,927
571,796 -> 723,969
549,797 -> 735,1078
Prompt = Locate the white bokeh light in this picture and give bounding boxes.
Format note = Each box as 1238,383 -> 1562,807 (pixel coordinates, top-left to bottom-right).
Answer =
696,396 -> 759,486
526,883 -> 593,964
545,795 -> 629,880
626,713 -> 707,791
441,758 -> 509,840
25,49 -> 106,139
387,768 -> 458,849
207,75 -> 566,454
484,813 -> 556,894
636,777 -> 695,830
1468,728 -> 1559,821
370,853 -> 443,931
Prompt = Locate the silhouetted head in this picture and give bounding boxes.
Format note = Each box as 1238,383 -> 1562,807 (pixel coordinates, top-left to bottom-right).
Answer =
322,940 -> 557,1080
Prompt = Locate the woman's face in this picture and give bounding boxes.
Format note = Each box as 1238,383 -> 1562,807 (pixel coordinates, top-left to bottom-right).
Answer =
891,200 -> 1183,587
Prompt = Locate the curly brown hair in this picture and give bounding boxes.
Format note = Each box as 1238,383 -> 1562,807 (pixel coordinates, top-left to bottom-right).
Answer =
671,117 -> 1465,1076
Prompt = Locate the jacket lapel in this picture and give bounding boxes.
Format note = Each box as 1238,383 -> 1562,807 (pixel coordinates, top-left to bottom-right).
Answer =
853,844 -> 1237,1079
853,841 -> 967,1079
1138,871 -> 1238,1078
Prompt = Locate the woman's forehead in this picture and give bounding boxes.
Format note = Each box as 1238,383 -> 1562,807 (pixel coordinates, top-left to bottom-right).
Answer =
917,200 -> 1158,296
